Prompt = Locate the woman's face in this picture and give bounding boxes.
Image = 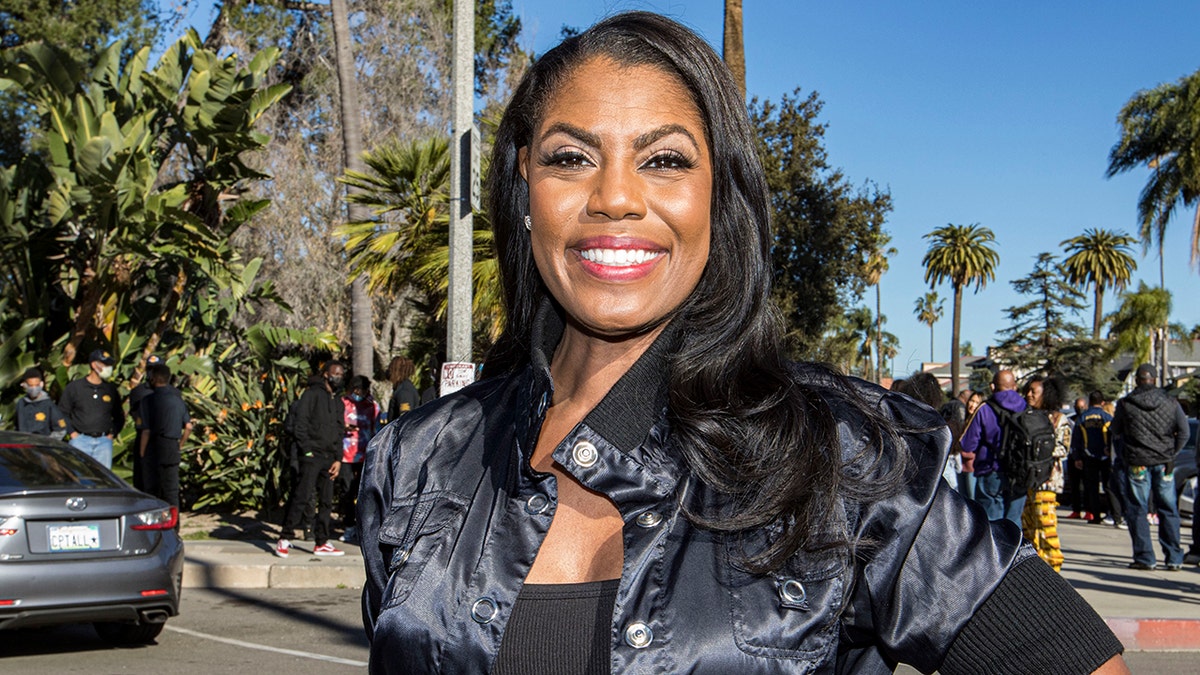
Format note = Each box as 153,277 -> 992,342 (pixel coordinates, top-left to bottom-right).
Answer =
967,393 -> 983,414
1025,381 -> 1044,410
519,57 -> 713,337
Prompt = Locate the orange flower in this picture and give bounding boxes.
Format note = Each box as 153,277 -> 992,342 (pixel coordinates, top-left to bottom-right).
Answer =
208,433 -> 218,442
254,400 -> 264,409
218,409 -> 228,421
246,439 -> 254,449
241,402 -> 251,411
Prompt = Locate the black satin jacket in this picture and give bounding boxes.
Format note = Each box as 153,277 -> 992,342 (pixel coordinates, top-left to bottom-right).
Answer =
359,310 -> 1035,674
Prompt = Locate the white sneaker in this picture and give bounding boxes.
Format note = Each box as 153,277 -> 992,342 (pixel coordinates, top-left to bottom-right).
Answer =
274,539 -> 291,558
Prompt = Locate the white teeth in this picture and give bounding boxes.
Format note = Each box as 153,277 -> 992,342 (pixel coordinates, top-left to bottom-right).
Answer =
580,248 -> 660,266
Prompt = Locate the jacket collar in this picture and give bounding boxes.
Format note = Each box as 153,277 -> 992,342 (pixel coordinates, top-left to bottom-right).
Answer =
528,299 -> 678,455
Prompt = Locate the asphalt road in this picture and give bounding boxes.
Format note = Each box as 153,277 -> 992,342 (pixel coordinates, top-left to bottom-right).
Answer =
0,587 -> 369,673
1,587 -> 1196,674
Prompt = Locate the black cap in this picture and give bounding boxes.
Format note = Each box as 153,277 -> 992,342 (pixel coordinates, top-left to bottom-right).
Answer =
88,349 -> 115,365
1135,363 -> 1157,380
146,354 -> 162,365
20,367 -> 44,382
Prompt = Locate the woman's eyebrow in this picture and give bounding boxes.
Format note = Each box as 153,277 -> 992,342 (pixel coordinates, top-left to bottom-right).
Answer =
540,122 -> 601,148
633,124 -> 699,152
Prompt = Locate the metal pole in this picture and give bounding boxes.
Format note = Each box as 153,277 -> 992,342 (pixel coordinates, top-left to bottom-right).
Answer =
447,0 -> 474,367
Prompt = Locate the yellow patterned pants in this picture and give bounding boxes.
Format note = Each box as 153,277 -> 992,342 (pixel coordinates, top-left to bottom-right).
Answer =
1021,489 -> 1064,572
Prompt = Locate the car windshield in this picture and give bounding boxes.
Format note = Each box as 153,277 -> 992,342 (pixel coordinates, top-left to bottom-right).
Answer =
0,443 -> 125,492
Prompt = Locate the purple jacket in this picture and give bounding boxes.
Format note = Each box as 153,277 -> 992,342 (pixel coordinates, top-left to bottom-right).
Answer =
960,389 -> 1026,476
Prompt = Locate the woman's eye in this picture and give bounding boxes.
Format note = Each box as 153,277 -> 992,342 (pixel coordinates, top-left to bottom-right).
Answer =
542,151 -> 590,168
643,151 -> 695,170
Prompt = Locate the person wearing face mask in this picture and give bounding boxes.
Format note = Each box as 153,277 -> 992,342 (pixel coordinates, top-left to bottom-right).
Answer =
276,360 -> 347,558
338,375 -> 380,544
58,350 -> 125,468
15,366 -> 68,439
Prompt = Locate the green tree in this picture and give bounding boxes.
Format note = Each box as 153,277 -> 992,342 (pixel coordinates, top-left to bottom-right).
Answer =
922,223 -> 999,396
1107,281 -> 1172,367
995,252 -> 1087,372
0,1 -> 161,164
752,89 -> 892,356
1106,68 -> 1200,267
865,231 -> 897,383
913,290 -> 943,362
336,136 -> 502,372
1060,228 -> 1139,339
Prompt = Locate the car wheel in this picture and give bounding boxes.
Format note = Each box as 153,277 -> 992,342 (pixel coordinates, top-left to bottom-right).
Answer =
93,620 -> 165,645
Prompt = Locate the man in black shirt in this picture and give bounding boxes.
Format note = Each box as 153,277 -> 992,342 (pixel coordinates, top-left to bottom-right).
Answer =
58,349 -> 125,468
14,367 -> 68,438
139,363 -> 192,511
127,354 -> 163,491
276,361 -> 346,558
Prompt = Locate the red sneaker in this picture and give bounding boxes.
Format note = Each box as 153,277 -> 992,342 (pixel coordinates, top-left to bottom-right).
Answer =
274,539 -> 290,558
1067,511 -> 1082,519
313,542 -> 345,557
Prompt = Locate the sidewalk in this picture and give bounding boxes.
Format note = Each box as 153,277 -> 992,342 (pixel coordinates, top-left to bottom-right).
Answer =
1054,511 -> 1200,650
179,509 -> 1200,650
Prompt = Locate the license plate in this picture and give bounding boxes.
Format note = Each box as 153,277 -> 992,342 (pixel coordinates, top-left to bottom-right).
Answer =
48,524 -> 101,552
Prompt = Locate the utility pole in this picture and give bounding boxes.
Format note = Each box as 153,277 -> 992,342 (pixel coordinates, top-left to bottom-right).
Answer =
443,0 -> 476,396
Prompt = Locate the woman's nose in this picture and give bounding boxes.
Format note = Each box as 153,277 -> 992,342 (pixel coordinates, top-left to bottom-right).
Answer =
585,164 -> 646,221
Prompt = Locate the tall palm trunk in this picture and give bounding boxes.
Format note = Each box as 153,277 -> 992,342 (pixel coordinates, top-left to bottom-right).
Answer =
331,0 -> 374,378
929,324 -> 934,363
951,284 -> 963,397
874,285 -> 883,382
723,0 -> 745,99
1092,287 -> 1103,340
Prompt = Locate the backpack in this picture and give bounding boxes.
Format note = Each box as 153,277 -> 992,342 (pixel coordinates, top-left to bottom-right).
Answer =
986,400 -> 1057,493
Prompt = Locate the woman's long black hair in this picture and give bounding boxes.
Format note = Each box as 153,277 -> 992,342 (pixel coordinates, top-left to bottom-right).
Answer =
485,12 -> 907,572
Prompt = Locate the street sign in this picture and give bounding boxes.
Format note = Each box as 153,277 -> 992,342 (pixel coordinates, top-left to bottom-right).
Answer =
440,361 -> 476,397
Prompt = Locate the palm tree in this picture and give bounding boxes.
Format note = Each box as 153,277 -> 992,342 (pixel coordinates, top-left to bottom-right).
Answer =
331,0 -> 374,377
723,0 -> 745,99
865,231 -> 897,383
1107,281 -> 1171,367
1060,228 -> 1138,339
913,291 -> 944,362
922,223 -> 1000,396
1106,69 -> 1200,266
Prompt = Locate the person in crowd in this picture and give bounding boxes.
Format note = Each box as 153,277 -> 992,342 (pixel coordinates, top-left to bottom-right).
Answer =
938,387 -> 971,426
127,354 -> 163,491
281,374 -> 323,540
1111,363 -> 1188,571
897,373 -> 959,489
339,375 -> 379,545
1072,390 -> 1115,524
1021,376 -> 1070,572
386,357 -> 421,424
357,13 -> 1127,674
14,366 -> 67,438
276,361 -> 346,558
1073,396 -> 1088,419
138,363 -> 192,512
961,370 -> 1028,525
966,389 -> 985,415
58,349 -> 125,468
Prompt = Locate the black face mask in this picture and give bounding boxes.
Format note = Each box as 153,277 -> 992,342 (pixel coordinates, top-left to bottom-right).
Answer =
327,375 -> 344,390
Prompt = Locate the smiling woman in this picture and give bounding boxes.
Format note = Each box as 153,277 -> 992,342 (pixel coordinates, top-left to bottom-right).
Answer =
358,11 -> 1129,675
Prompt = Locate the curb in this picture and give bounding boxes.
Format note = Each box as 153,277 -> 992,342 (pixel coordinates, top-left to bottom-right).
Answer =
1107,618 -> 1200,651
182,540 -> 365,590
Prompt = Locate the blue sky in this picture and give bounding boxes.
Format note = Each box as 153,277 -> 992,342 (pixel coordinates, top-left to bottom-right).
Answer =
512,0 -> 1200,373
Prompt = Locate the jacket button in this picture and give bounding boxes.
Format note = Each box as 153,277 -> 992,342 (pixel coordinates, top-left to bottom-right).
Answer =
623,621 -> 653,649
635,511 -> 662,528
525,493 -> 550,514
572,440 -> 598,468
779,578 -> 807,605
471,597 -> 498,624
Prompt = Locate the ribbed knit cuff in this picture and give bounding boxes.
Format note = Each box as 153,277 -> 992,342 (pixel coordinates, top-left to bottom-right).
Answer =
939,557 -> 1123,675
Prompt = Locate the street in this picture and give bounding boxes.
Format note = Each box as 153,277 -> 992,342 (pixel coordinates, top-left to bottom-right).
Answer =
0,588 -> 368,673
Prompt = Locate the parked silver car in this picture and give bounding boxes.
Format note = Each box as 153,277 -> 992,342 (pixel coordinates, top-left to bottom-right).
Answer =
0,431 -> 183,644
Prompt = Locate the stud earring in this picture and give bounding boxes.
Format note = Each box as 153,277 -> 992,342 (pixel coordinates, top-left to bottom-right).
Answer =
523,215 -> 532,231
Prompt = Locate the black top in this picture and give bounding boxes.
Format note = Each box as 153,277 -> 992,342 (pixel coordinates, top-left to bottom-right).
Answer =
492,580 -> 620,675
292,381 -> 343,460
141,384 -> 190,460
58,378 -> 124,437
127,382 -> 155,431
387,380 -> 421,423
15,396 -> 67,436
